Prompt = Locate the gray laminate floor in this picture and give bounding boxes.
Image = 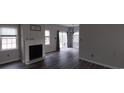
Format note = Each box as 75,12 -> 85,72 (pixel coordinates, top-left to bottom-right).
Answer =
0,48 -> 109,69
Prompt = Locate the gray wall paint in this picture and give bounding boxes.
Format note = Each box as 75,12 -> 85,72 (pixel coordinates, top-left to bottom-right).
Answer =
45,24 -> 68,53
0,24 -> 20,64
79,24 -> 124,68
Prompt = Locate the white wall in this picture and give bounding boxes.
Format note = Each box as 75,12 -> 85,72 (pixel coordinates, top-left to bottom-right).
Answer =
20,24 -> 45,41
0,24 -> 20,64
45,24 -> 68,53
80,24 -> 124,68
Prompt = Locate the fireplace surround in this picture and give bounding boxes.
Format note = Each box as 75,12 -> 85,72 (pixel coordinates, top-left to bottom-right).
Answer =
22,40 -> 45,65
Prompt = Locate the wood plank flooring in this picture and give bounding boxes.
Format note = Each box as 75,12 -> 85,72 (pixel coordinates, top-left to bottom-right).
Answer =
0,48 -> 109,69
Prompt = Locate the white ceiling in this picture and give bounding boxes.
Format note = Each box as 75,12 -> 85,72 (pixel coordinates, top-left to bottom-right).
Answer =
60,24 -> 79,27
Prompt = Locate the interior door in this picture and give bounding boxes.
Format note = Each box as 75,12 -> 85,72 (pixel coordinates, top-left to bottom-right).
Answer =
59,32 -> 67,48
73,32 -> 79,49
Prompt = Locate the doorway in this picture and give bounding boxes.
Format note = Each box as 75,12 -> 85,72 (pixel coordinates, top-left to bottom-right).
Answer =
73,32 -> 79,49
59,31 -> 67,48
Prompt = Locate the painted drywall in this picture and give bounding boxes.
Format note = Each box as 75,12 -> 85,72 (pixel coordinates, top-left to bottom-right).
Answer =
20,24 -> 45,63
45,24 -> 68,53
79,24 -> 124,68
0,24 -> 20,64
20,24 -> 45,41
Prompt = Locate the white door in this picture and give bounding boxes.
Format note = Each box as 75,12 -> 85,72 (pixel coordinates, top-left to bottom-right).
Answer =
73,32 -> 79,49
59,32 -> 67,48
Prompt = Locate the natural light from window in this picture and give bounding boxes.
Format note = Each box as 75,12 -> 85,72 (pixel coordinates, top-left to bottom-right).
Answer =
0,27 -> 17,50
73,32 -> 79,49
45,30 -> 50,45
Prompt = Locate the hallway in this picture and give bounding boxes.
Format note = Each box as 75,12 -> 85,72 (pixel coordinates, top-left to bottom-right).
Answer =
0,48 -> 108,69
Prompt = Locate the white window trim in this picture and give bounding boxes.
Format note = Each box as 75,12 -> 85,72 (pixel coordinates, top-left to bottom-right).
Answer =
0,27 -> 18,51
45,30 -> 50,45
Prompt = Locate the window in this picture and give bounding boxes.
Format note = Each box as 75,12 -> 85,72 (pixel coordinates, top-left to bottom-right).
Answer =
45,30 -> 50,45
0,27 -> 18,50
73,32 -> 79,48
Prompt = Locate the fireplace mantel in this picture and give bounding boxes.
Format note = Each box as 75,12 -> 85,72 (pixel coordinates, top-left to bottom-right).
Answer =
23,40 -> 45,65
20,24 -> 45,65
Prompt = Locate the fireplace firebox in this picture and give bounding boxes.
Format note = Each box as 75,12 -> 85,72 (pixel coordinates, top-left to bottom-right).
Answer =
29,44 -> 43,60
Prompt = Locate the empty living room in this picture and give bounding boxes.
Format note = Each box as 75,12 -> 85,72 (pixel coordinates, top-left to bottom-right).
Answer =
0,0 -> 124,93
1,1 -> 124,93
0,24 -> 124,69
0,24 -> 81,69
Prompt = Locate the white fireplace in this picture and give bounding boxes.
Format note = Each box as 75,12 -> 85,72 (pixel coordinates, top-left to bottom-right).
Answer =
23,40 -> 45,65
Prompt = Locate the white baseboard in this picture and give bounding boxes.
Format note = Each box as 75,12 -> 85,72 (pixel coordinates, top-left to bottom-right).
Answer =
79,57 -> 118,69
0,58 -> 20,65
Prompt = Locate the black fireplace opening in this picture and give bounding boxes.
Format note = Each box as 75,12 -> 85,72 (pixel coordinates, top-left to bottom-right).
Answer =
29,44 -> 43,60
